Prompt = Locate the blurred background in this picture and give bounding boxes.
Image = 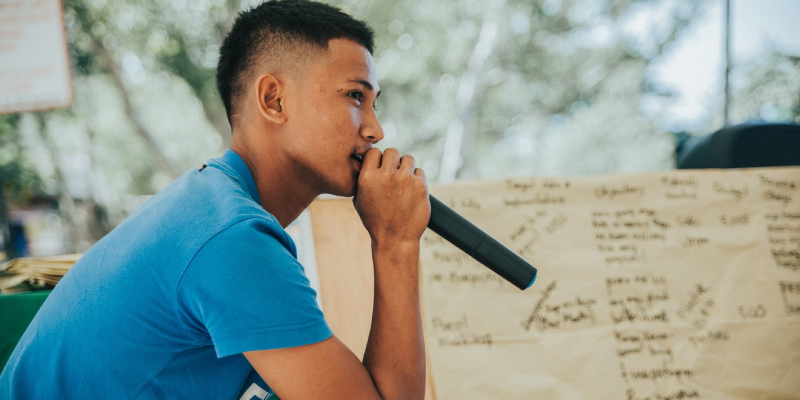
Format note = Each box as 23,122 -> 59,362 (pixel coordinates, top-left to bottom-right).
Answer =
1,0 -> 799,259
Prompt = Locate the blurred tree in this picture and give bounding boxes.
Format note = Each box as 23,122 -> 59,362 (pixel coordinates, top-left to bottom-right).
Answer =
65,0 -> 181,179
731,53 -> 800,125
345,0 -> 705,180
0,115 -> 43,203
4,0 -> 798,253
0,114 -> 42,259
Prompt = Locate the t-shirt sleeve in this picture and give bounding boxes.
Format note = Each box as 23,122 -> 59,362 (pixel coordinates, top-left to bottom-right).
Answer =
176,217 -> 333,358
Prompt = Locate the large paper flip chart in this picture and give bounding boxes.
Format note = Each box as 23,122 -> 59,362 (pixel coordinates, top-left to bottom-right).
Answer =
420,166 -> 800,400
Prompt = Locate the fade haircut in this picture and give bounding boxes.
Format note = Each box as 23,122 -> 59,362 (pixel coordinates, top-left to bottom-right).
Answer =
216,0 -> 375,125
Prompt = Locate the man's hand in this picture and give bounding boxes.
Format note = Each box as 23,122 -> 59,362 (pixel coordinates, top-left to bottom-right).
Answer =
353,148 -> 431,247
354,148 -> 428,400
245,148 -> 428,400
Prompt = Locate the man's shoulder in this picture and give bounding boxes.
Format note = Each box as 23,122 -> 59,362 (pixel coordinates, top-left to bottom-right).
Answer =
191,216 -> 298,274
175,165 -> 269,221
86,167 -> 291,272
126,167 -> 276,239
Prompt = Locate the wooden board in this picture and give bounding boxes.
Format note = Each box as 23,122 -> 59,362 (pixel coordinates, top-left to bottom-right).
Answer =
308,199 -> 436,400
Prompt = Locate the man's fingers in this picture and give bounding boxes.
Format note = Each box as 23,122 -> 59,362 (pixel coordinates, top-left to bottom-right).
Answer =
414,168 -> 427,188
399,155 -> 416,173
363,148 -> 382,169
381,148 -> 401,170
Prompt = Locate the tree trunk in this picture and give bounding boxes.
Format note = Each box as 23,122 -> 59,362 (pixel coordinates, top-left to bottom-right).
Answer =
34,114 -> 79,254
438,17 -> 499,182
92,40 -> 181,180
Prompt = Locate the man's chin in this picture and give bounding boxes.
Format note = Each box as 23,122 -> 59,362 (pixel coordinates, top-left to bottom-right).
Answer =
324,178 -> 358,198
344,181 -> 358,198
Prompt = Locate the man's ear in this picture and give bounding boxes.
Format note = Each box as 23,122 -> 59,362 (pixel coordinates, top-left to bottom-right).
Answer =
255,74 -> 288,124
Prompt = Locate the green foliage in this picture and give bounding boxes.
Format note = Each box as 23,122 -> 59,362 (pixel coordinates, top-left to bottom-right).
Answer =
0,115 -> 44,204
3,0 -> 798,249
731,54 -> 800,124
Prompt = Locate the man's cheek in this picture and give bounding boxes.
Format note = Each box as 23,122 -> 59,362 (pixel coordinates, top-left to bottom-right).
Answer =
352,107 -> 363,122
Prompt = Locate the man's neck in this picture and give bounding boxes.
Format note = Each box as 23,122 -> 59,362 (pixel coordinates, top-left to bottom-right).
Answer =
229,139 -> 318,228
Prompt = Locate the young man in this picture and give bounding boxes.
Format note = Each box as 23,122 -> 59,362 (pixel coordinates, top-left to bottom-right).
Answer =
0,1 -> 429,399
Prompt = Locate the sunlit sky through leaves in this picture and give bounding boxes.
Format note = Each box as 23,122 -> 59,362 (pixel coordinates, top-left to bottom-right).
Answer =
647,0 -> 800,132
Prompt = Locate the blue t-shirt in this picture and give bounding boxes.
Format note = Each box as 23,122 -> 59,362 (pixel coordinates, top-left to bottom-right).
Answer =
0,150 -> 333,399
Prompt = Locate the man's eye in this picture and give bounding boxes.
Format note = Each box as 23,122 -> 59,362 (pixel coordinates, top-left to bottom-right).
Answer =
348,91 -> 363,102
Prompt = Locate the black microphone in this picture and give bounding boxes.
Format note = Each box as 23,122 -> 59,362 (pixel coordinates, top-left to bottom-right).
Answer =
427,195 -> 537,290
352,153 -> 538,290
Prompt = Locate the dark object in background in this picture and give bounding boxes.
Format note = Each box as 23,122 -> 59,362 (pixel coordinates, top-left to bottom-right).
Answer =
677,123 -> 800,169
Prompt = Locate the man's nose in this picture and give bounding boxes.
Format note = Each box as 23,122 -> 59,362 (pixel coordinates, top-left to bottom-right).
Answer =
360,110 -> 384,143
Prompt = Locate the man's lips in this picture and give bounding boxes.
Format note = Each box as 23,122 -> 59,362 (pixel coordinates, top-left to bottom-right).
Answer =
351,153 -> 364,170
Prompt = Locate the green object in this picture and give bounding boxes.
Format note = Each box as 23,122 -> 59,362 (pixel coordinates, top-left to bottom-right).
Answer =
0,291 -> 50,371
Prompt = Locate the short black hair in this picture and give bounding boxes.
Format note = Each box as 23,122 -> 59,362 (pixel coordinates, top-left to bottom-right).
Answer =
216,0 -> 375,125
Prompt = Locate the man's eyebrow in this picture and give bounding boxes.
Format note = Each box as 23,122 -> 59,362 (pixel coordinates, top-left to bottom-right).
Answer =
347,79 -> 381,98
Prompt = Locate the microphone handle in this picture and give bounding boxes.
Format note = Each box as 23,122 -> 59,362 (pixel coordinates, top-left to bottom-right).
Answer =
427,195 -> 537,290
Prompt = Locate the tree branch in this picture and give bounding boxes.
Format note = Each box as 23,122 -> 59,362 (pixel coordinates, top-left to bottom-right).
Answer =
91,38 -> 180,180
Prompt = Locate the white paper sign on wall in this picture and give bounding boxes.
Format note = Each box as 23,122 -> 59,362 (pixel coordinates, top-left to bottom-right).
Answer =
0,0 -> 72,114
